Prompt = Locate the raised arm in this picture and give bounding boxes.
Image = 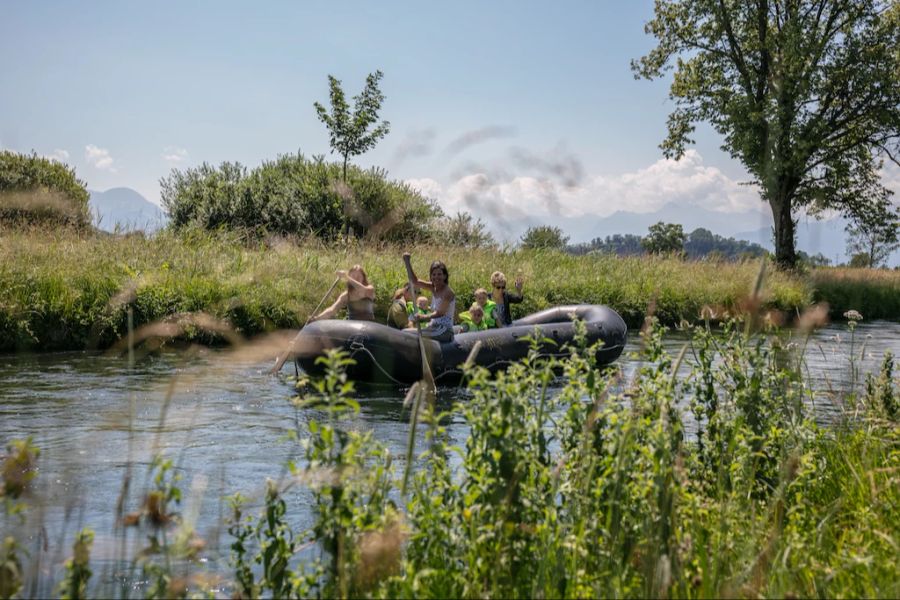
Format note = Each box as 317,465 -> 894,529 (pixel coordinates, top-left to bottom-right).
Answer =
337,270 -> 375,299
402,253 -> 434,291
310,290 -> 348,321
508,275 -> 524,303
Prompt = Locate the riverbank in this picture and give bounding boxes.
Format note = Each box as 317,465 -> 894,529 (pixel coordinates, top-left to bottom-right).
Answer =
4,228 -> 897,352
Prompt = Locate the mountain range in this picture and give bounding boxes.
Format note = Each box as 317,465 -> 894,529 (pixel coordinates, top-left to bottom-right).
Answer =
89,187 -> 166,232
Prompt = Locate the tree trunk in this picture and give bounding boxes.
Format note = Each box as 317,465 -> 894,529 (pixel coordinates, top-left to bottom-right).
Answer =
342,156 -> 348,182
770,195 -> 797,270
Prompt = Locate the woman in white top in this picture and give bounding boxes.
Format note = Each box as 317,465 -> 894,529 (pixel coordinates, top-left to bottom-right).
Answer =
405,257 -> 456,342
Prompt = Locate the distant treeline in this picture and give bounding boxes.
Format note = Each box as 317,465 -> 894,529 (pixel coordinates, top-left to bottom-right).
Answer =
568,228 -> 769,261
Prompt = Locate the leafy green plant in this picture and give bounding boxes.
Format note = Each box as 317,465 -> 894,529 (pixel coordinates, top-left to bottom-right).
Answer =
57,528 -> 94,600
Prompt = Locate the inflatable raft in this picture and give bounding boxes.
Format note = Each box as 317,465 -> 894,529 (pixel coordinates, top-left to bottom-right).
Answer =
292,304 -> 627,385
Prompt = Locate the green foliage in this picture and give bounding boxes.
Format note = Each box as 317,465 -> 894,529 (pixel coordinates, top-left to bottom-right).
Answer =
0,151 -> 91,229
292,349 -> 397,597
0,537 -> 24,599
432,211 -> 496,248
314,70 -> 391,182
642,221 -> 686,255
1,437 -> 40,501
520,225 -> 569,250
57,528 -> 94,600
633,0 -> 900,269
159,153 -> 439,242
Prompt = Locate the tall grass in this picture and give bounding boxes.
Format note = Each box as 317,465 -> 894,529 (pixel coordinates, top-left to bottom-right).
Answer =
3,228 -> 818,352
810,267 -> 900,321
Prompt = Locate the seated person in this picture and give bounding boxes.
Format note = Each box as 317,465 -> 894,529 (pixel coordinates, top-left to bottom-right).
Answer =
489,271 -> 524,327
404,254 -> 456,343
416,295 -> 430,315
386,283 -> 416,329
457,303 -> 488,332
310,265 -> 376,322
473,287 -> 498,328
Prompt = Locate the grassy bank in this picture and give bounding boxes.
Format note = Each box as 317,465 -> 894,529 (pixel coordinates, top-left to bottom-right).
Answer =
4,227 -> 897,352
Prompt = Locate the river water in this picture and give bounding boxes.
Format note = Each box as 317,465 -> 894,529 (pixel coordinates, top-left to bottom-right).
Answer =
1,320 -> 897,592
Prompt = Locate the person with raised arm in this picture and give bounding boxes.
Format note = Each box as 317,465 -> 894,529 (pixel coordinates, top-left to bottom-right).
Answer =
489,270 -> 524,327
402,253 -> 456,342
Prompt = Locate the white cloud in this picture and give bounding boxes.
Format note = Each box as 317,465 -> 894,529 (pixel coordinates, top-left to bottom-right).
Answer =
85,144 -> 116,172
162,146 -> 189,164
49,149 -> 70,162
407,150 -> 765,221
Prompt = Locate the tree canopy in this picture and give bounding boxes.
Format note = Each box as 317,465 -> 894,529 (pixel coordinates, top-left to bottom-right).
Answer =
634,0 -> 900,269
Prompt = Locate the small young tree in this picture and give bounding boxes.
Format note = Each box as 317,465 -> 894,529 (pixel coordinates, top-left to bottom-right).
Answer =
642,222 -> 686,255
314,71 -> 391,182
520,225 -> 569,250
845,202 -> 900,268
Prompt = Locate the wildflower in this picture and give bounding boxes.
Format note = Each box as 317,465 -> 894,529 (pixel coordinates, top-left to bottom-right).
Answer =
843,310 -> 863,321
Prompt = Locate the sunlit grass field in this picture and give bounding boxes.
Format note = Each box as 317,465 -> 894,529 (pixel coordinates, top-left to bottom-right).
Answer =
2,226 -> 897,352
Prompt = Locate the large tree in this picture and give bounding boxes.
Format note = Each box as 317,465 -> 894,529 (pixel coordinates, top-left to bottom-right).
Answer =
633,0 -> 900,269
314,70 -> 391,182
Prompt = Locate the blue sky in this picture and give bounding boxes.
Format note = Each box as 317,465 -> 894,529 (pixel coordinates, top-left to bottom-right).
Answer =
2,1 -> 897,243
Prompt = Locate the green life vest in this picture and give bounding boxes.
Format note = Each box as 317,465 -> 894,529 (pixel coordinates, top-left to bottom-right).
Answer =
481,300 -> 498,328
458,310 -> 489,332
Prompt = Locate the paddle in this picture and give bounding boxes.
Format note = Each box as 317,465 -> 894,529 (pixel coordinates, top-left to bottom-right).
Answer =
268,276 -> 341,375
403,253 -> 437,394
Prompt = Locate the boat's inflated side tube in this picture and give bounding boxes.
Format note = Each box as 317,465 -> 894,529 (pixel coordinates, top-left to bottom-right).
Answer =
293,304 -> 627,385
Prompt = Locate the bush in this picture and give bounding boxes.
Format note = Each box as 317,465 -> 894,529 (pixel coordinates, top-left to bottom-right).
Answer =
160,153 -> 441,242
0,151 -> 91,229
520,225 -> 569,250
431,211 -> 496,248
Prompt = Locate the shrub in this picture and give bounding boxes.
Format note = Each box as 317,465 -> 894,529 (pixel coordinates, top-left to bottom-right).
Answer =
159,153 -> 441,242
0,151 -> 91,229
